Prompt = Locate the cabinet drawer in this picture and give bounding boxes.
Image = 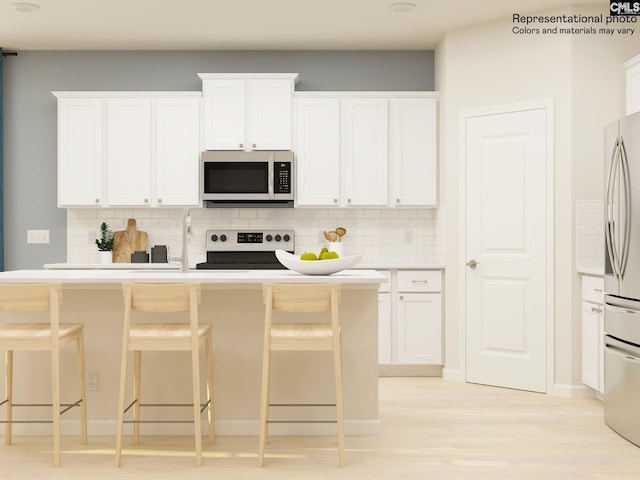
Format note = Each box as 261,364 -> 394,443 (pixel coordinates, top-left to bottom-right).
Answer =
397,270 -> 441,293
582,275 -> 604,304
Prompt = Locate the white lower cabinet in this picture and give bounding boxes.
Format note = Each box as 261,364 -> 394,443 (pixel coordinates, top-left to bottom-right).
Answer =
581,275 -> 604,394
378,269 -> 443,368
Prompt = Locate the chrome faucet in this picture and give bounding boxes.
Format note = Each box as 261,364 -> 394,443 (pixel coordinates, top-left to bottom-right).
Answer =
171,208 -> 191,273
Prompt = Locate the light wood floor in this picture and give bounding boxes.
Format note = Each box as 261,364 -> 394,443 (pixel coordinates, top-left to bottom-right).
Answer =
2,377 -> 640,479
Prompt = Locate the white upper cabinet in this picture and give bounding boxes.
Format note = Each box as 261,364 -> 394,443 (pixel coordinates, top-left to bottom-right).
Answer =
294,92 -> 438,208
342,98 -> 389,206
56,97 -> 104,206
106,98 -> 153,206
199,73 -> 298,151
54,92 -> 202,208
390,98 -> 437,206
295,97 -> 340,205
626,55 -> 640,115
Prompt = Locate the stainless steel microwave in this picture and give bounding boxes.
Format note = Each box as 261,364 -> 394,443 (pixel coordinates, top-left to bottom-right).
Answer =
201,150 -> 294,207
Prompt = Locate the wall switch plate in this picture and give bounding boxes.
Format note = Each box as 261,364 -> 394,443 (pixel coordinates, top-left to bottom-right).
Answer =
86,370 -> 98,391
27,229 -> 50,244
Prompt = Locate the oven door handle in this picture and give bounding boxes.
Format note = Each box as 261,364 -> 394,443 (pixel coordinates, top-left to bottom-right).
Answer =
605,343 -> 640,364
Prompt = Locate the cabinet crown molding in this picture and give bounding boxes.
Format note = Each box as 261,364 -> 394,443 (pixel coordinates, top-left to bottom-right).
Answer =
294,91 -> 439,99
625,54 -> 640,70
52,91 -> 202,98
198,73 -> 299,83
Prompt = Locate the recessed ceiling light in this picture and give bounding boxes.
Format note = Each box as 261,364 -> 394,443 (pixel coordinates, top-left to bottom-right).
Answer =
387,3 -> 416,13
12,2 -> 40,13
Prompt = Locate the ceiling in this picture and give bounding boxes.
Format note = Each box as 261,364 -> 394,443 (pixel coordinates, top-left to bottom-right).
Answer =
1,0 -> 606,51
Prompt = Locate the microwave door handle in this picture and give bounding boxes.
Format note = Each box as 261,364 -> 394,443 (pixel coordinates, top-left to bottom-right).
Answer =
619,137 -> 632,278
267,154 -> 275,199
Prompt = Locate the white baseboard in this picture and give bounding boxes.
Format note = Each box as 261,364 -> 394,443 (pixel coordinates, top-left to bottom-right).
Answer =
442,368 -> 464,382
9,419 -> 381,437
550,383 -> 596,398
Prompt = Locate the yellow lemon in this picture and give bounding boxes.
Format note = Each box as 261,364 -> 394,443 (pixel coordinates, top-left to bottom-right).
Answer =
299,252 -> 318,261
319,247 -> 329,257
320,251 -> 339,260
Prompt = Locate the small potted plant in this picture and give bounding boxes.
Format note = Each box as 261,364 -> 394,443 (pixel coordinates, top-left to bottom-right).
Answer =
96,222 -> 114,264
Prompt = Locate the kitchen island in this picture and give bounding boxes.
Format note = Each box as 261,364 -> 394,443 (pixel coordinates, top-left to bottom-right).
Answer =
0,268 -> 385,436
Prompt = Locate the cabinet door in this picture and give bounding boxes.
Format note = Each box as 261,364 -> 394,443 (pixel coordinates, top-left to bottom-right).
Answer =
154,97 -> 201,206
57,97 -> 104,206
106,98 -> 153,206
249,80 -> 293,150
390,98 -> 437,206
396,293 -> 442,365
202,79 -> 246,150
342,98 -> 388,206
582,301 -> 600,391
378,293 -> 392,365
294,97 -> 340,206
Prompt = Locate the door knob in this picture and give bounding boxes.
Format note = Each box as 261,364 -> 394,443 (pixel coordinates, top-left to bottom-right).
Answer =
466,259 -> 479,269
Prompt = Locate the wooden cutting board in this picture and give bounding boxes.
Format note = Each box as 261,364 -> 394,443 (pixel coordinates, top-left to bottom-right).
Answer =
112,218 -> 148,263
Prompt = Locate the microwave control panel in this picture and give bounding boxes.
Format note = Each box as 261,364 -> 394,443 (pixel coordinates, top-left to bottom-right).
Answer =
274,162 -> 292,194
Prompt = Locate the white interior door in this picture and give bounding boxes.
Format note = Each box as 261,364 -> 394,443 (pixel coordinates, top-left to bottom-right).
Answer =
465,107 -> 548,393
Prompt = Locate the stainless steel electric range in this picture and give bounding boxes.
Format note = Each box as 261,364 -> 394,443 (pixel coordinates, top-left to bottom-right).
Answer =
195,229 -> 294,270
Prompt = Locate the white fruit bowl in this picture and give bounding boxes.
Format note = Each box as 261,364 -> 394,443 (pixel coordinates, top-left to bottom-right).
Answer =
275,250 -> 362,275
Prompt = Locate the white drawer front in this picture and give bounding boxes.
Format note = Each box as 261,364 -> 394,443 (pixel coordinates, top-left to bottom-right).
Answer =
582,275 -> 604,304
397,270 -> 441,293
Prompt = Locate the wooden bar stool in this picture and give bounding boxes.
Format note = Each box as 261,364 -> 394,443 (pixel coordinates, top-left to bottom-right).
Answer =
258,283 -> 345,467
114,283 -> 214,467
0,283 -> 88,467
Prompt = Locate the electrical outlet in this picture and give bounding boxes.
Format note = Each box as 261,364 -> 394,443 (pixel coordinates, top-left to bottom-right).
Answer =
27,229 -> 50,244
86,370 -> 98,391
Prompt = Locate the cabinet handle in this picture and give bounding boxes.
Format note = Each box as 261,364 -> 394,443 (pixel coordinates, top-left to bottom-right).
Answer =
411,280 -> 429,284
396,198 -> 401,203
144,198 -> 149,204
400,295 -> 404,300
157,198 -> 162,204
333,198 -> 338,204
590,306 -> 603,314
593,288 -> 603,292
95,198 -> 100,204
252,143 -> 257,148
239,143 -> 244,148
347,198 -> 352,203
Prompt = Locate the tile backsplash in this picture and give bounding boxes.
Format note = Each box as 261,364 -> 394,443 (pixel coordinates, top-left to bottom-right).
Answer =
67,207 -> 445,266
575,201 -> 604,272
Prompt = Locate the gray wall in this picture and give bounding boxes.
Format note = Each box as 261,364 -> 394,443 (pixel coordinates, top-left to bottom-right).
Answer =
2,50 -> 434,269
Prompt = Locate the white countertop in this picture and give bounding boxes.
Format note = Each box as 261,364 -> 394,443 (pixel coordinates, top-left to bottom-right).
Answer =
45,262 -> 446,271
1,268 -> 385,286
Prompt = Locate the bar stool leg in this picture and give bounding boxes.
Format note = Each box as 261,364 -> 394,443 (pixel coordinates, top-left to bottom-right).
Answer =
191,338 -> 203,467
51,340 -> 61,467
115,349 -> 129,467
5,350 -> 12,445
205,334 -> 215,445
333,334 -> 345,467
76,330 -> 88,445
258,349 -> 271,467
133,351 -> 141,445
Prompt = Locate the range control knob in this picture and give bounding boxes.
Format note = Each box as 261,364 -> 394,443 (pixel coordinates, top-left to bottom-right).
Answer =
275,234 -> 282,242
265,234 -> 273,241
210,234 -> 218,242
283,234 -> 290,242
220,234 -> 227,242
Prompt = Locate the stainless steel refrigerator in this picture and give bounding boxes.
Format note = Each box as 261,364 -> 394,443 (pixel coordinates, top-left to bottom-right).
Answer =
604,109 -> 640,447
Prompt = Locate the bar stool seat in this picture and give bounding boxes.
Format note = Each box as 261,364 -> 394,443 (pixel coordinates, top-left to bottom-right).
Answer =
258,283 -> 345,467
0,283 -> 88,467
114,283 -> 214,467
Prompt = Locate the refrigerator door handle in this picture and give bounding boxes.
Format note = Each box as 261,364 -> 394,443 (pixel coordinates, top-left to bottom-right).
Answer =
619,136 -> 631,278
606,138 -> 622,280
